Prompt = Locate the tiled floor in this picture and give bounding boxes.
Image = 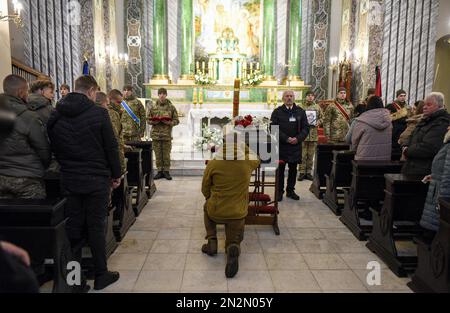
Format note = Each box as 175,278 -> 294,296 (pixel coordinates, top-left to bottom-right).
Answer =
49,177 -> 414,293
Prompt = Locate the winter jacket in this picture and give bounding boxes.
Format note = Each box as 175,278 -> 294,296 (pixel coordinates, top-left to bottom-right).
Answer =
202,144 -> 260,220
0,94 -> 51,178
27,93 -> 54,125
270,104 -> 310,164
349,108 -> 392,161
47,93 -> 121,191
148,99 -> 180,141
402,109 -> 450,176
387,101 -> 409,156
420,130 -> 450,231
398,114 -> 424,146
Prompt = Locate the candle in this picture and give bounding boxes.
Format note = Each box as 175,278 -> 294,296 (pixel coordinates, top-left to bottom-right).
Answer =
202,62 -> 206,73
256,62 -> 260,70
233,79 -> 241,118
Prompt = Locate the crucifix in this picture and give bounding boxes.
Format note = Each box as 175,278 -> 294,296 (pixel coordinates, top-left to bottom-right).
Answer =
284,62 -> 294,87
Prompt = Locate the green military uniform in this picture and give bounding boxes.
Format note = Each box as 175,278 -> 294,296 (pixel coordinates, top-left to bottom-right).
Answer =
0,176 -> 46,200
121,96 -> 147,142
299,100 -> 323,176
108,104 -> 126,174
148,99 -> 180,172
323,98 -> 354,143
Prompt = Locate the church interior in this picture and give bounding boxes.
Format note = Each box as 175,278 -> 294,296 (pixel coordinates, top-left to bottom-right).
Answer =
0,0 -> 450,296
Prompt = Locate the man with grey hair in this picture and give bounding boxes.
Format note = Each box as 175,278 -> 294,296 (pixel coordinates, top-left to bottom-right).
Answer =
401,92 -> 449,176
271,90 -> 310,202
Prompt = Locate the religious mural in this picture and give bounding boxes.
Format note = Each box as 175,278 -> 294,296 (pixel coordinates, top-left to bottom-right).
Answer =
194,0 -> 261,61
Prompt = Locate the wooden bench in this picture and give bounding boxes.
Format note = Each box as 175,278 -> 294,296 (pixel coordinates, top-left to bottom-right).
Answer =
111,169 -> 136,242
340,161 -> 403,240
125,149 -> 149,216
322,151 -> 355,215
310,144 -> 350,199
408,198 -> 450,293
126,141 -> 157,199
0,198 -> 72,293
366,174 -> 428,277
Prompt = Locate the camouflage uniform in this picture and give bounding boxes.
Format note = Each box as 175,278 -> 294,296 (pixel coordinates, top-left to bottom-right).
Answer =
121,96 -> 147,142
148,99 -> 180,172
323,99 -> 354,143
299,101 -> 323,175
0,175 -> 46,199
108,104 -> 126,174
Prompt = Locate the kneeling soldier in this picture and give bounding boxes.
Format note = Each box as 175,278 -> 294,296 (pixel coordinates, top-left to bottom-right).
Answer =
148,88 -> 179,181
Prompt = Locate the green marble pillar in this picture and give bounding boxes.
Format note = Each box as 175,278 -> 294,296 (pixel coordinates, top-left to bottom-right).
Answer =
180,0 -> 194,79
153,0 -> 168,79
288,0 -> 302,80
262,0 -> 276,80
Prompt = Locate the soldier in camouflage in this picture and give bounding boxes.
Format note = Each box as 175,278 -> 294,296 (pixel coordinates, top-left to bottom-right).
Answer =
148,88 -> 180,181
121,85 -> 147,142
323,88 -> 354,143
298,91 -> 323,181
95,91 -> 126,174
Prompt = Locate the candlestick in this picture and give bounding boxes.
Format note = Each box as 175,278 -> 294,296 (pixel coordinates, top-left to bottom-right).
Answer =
202,61 -> 206,73
233,79 -> 241,118
256,62 -> 260,70
273,89 -> 278,107
193,87 -> 198,107
196,61 -> 200,74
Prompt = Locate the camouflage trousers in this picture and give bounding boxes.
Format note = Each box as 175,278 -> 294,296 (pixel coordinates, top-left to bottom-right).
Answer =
153,140 -> 172,172
299,141 -> 317,174
204,207 -> 245,252
0,175 -> 46,200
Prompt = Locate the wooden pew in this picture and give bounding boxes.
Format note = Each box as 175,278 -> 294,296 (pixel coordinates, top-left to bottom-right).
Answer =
111,169 -> 136,242
322,151 -> 355,215
408,198 -> 450,293
309,144 -> 350,199
366,174 -> 428,277
0,198 -> 73,293
125,148 -> 149,216
340,161 -> 403,240
126,141 -> 157,199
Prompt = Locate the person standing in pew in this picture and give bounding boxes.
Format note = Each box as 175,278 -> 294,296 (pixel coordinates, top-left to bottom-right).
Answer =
398,101 -> 425,148
271,91 -> 310,202
121,85 -> 147,142
353,88 -> 376,119
148,88 -> 180,181
47,75 -> 122,291
387,90 -> 410,159
0,75 -> 51,200
401,92 -> 450,177
419,126 -> 450,240
345,96 -> 392,161
59,84 -> 70,100
27,80 -> 56,124
96,91 -> 126,174
298,91 -> 323,182
201,132 -> 260,278
322,87 -> 354,144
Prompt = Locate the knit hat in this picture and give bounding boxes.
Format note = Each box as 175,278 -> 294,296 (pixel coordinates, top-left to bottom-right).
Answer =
396,89 -> 407,97
367,96 -> 384,111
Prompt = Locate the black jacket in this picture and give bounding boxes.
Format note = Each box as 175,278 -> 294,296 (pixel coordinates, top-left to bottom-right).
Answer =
402,109 -> 450,176
27,93 -> 54,125
0,94 -> 51,178
387,102 -> 408,156
270,104 -> 310,163
47,93 -> 121,188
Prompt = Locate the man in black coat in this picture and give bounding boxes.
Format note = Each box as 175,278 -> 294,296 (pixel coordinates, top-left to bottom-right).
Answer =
271,91 -> 310,201
387,89 -> 410,159
401,92 -> 450,176
47,75 -> 122,291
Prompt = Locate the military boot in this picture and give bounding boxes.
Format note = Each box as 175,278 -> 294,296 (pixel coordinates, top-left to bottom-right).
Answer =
163,171 -> 173,181
154,172 -> 164,180
202,238 -> 218,256
225,244 -> 240,278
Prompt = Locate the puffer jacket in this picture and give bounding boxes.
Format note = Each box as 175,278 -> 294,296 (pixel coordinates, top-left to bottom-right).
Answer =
350,108 -> 392,161
402,109 -> 450,176
0,94 -> 51,178
47,93 -> 121,190
27,93 -> 54,125
420,130 -> 450,231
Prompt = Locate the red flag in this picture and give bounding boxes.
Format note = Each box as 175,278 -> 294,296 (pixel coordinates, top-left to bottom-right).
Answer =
375,66 -> 382,97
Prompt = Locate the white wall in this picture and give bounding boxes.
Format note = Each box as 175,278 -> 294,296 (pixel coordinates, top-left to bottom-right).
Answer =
0,0 -> 12,92
437,0 -> 450,40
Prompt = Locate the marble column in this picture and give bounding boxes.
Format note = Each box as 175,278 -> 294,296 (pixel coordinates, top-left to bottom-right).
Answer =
153,0 -> 169,80
262,0 -> 276,81
0,0 -> 11,91
288,0 -> 302,80
180,0 -> 194,80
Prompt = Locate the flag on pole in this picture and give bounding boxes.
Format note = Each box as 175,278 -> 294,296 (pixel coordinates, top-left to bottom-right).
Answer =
375,66 -> 382,97
82,58 -> 90,76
